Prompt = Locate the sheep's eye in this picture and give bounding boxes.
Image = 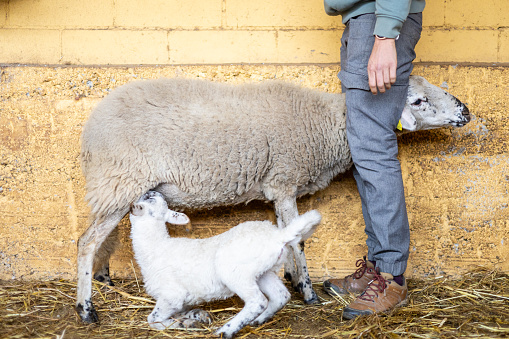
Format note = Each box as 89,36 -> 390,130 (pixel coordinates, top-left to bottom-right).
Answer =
412,97 -> 427,106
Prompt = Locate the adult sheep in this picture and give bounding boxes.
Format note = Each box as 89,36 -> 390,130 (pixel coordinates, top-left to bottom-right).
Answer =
77,75 -> 470,323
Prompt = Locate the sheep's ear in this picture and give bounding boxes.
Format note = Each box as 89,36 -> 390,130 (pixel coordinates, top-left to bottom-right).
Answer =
400,108 -> 418,131
165,209 -> 190,225
131,203 -> 145,216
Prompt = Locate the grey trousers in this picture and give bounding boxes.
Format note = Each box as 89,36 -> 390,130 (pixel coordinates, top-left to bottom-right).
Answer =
339,13 -> 422,276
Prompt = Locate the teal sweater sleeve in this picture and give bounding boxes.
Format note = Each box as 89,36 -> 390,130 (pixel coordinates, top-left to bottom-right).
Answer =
374,0 -> 412,38
324,0 -> 425,38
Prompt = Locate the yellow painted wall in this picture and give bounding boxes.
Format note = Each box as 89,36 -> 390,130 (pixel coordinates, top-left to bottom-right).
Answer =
0,0 -> 508,281
0,0 -> 508,65
1,65 -> 508,281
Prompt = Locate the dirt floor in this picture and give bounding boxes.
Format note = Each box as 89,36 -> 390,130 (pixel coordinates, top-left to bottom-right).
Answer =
1,268 -> 508,339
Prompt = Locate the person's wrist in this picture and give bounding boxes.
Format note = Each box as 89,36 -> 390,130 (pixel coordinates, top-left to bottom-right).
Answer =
375,34 -> 399,40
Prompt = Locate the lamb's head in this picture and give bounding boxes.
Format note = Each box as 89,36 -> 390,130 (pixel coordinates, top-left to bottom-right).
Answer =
400,75 -> 471,132
130,191 -> 190,225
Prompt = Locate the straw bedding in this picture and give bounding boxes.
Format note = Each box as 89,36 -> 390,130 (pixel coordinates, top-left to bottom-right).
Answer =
1,268 -> 507,338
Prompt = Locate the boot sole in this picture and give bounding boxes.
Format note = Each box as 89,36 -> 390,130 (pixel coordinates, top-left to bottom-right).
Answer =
342,298 -> 409,320
323,280 -> 349,296
323,280 -> 367,297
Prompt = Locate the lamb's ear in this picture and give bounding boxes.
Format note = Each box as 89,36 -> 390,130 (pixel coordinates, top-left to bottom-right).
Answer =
165,209 -> 190,225
400,107 -> 418,131
131,203 -> 145,216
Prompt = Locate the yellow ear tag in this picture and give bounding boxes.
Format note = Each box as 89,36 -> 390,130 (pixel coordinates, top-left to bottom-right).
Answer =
396,120 -> 403,131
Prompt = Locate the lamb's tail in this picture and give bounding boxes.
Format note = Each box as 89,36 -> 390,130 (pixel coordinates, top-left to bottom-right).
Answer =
280,210 -> 321,246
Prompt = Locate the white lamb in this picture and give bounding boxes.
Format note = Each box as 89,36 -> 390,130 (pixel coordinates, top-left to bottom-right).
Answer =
129,190 -> 321,338
76,75 -> 471,323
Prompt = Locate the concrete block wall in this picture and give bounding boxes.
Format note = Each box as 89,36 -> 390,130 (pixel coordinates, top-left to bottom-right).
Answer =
1,1 -> 508,281
0,0 -> 508,65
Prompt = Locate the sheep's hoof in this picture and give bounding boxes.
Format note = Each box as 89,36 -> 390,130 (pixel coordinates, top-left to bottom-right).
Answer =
76,300 -> 99,323
94,272 -> 115,286
304,291 -> 319,305
283,272 -> 293,283
94,267 -> 115,286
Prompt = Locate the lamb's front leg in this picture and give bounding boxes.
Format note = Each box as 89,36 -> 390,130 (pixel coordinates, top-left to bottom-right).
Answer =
274,198 -> 318,304
148,299 -> 186,330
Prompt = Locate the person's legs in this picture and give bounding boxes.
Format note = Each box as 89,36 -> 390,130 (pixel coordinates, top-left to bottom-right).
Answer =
346,86 -> 410,276
324,12 -> 422,316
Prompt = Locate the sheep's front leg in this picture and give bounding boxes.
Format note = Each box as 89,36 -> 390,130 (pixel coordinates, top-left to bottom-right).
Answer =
76,210 -> 126,323
274,198 -> 318,304
251,271 -> 291,326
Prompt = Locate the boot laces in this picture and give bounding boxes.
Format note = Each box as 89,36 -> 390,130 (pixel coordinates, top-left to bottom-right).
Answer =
351,257 -> 368,279
359,269 -> 388,302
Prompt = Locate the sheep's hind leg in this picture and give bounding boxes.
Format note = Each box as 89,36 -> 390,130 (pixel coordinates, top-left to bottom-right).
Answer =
92,228 -> 119,286
251,271 -> 290,326
275,198 -> 318,304
274,199 -> 298,285
290,241 -> 317,304
76,210 -> 127,323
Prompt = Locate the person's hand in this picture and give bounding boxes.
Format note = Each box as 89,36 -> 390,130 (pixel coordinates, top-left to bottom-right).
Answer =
367,37 -> 397,94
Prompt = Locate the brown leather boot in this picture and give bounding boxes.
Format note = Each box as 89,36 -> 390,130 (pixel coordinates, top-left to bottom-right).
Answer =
342,270 -> 408,320
323,256 -> 376,296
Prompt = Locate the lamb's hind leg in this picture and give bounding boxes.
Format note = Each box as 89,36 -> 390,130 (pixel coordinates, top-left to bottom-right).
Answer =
275,198 -> 318,304
251,271 -> 291,326
76,209 -> 127,323
215,282 -> 268,339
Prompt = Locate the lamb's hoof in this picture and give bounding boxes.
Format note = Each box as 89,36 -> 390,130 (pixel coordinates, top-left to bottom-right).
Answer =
149,318 -> 197,330
185,309 -> 212,325
215,330 -> 234,339
251,319 -> 265,327
149,321 -> 167,330
284,272 -> 293,283
180,318 -> 202,328
76,300 -> 99,323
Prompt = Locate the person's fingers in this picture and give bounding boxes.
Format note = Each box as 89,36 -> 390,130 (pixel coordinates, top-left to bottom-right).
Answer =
389,63 -> 397,85
369,69 -> 378,94
377,69 -> 386,93
383,69 -> 391,91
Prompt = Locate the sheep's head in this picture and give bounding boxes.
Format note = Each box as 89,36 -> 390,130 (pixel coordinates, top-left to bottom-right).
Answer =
130,191 -> 190,225
400,75 -> 471,132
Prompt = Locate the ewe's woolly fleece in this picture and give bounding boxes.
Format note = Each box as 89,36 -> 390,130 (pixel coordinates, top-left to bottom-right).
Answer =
80,78 -> 351,218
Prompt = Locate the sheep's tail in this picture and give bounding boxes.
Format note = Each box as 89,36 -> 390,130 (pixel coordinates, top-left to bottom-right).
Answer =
280,210 -> 321,246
